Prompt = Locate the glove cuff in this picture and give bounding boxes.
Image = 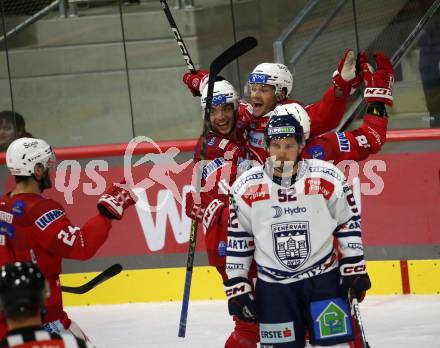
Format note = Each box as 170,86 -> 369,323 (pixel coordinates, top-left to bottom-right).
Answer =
202,199 -> 224,230
364,87 -> 393,105
224,277 -> 252,300
340,256 -> 367,276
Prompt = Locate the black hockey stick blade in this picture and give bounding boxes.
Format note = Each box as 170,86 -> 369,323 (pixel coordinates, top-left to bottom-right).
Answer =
160,0 -> 197,73
178,36 -> 258,339
204,36 -> 258,122
61,263 -> 123,295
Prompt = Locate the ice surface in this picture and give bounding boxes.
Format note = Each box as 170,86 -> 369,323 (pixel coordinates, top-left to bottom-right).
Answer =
67,295 -> 440,348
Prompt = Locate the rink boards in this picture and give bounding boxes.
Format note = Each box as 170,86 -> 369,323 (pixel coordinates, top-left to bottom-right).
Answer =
60,259 -> 440,306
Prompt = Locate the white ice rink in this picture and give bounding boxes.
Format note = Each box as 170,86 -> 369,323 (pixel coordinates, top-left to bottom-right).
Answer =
68,295 -> 440,348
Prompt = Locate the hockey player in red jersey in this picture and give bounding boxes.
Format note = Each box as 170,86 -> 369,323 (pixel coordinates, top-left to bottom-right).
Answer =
183,49 -> 365,163
274,52 -> 394,165
185,51 -> 393,348
0,138 -> 137,341
185,80 -> 261,348
0,261 -> 94,348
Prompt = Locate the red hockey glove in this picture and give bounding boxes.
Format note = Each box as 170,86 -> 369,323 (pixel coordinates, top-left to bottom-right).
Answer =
182,69 -> 209,97
340,256 -> 371,302
362,52 -> 395,106
185,190 -> 224,229
98,180 -> 137,220
224,277 -> 257,322
332,49 -> 366,96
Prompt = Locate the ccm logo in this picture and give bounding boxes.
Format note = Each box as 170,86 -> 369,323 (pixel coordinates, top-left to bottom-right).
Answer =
226,284 -> 246,297
342,265 -> 366,273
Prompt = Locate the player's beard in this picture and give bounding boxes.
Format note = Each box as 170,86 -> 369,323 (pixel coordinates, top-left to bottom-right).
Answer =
266,157 -> 298,179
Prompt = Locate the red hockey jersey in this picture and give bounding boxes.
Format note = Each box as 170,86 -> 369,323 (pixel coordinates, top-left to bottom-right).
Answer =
236,86 -> 348,163
0,193 -> 112,339
193,132 -> 247,267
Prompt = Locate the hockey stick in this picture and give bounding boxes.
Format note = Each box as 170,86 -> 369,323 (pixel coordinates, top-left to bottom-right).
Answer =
338,0 -> 440,132
61,263 -> 123,295
160,0 -> 196,73
349,290 -> 371,348
178,36 -> 258,338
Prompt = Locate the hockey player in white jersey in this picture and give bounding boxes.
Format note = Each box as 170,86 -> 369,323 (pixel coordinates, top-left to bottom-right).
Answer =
224,111 -> 371,347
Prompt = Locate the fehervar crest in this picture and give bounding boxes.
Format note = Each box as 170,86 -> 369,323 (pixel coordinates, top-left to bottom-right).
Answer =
271,221 -> 310,270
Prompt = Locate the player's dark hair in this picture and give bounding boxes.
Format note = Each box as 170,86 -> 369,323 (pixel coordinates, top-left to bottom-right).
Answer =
0,111 -> 26,135
14,176 -> 32,184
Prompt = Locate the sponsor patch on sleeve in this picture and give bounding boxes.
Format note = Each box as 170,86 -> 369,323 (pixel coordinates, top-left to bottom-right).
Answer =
308,145 -> 325,159
35,209 -> 65,231
336,133 -> 350,152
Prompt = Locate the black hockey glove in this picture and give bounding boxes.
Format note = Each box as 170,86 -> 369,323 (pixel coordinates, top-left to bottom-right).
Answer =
340,257 -> 371,302
224,277 -> 257,322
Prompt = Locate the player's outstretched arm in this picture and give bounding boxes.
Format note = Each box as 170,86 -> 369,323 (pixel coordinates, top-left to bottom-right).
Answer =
303,52 -> 394,164
305,49 -> 366,137
30,180 -> 137,260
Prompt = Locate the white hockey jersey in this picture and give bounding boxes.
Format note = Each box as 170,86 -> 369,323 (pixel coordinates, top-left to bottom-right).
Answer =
226,158 -> 365,284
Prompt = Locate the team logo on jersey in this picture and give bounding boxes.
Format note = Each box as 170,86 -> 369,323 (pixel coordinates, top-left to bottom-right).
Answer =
207,137 -> 217,146
11,200 -> 26,216
35,209 -> 65,230
271,221 -> 310,270
308,145 -> 325,159
241,184 -> 270,207
336,133 -> 350,152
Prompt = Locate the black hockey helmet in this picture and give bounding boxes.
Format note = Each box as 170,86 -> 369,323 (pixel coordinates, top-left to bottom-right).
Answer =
264,111 -> 304,148
0,262 -> 47,318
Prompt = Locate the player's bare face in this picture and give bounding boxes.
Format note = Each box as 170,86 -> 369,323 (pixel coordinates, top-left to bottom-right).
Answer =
268,137 -> 300,177
250,84 -> 277,118
210,103 -> 235,135
0,120 -> 15,147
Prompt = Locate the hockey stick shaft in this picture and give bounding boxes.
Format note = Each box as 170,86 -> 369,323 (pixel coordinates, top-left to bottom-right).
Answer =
178,36 -> 258,338
349,291 -> 371,348
160,0 -> 196,73
338,0 -> 440,132
61,263 -> 123,294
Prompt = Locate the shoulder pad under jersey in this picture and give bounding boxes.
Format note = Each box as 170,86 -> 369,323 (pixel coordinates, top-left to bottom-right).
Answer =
232,165 -> 265,195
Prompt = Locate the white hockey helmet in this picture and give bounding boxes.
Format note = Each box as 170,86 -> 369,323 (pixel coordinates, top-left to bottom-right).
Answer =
248,63 -> 293,97
201,80 -> 239,116
6,138 -> 55,176
272,103 -> 311,140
